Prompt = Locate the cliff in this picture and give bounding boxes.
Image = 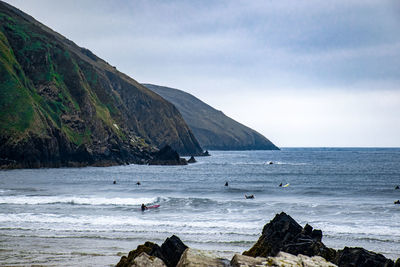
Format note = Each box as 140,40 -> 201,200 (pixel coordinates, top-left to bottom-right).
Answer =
0,1 -> 203,168
143,84 -> 279,151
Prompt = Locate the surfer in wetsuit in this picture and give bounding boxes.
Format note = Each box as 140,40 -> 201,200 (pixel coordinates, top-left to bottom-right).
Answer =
279,183 -> 282,187
225,181 -> 228,186
113,180 -> 116,184
136,181 -> 141,186
141,203 -> 147,211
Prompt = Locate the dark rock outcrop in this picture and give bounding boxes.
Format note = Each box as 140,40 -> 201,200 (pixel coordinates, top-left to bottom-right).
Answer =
336,247 -> 396,267
0,1 -> 203,169
244,212 -> 397,267
187,156 -> 196,163
157,235 -> 189,267
144,84 -> 279,151
148,145 -> 187,165
243,212 -> 335,261
116,213 -> 399,267
117,235 -> 188,267
202,150 -> 210,156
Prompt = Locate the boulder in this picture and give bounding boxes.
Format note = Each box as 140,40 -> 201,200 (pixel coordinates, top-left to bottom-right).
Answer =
177,248 -> 230,267
187,156 -> 196,163
243,212 -> 396,267
243,212 -> 336,262
230,254 -> 268,266
202,150 -> 210,156
157,235 -> 189,267
130,252 -> 166,267
116,235 -> 187,267
335,247 -> 395,267
268,252 -> 337,267
116,241 -> 159,267
148,145 -> 187,165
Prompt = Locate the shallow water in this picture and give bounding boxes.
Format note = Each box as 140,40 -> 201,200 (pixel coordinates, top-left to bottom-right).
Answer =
1,148 -> 399,266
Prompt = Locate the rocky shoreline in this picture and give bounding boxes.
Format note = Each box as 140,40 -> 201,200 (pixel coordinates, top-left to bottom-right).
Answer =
0,144 -> 194,169
117,212 -> 399,267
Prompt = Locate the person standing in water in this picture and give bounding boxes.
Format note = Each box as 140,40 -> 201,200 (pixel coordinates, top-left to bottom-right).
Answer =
141,203 -> 147,211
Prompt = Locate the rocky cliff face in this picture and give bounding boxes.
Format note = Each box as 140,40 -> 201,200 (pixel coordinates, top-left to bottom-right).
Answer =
0,1 -> 203,168
144,84 -> 279,151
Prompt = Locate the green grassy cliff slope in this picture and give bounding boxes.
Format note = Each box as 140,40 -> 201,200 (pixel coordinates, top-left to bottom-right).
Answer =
0,1 -> 202,168
144,84 -> 279,151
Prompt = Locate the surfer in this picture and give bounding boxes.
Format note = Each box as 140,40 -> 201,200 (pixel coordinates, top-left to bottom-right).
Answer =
245,194 -> 254,199
225,181 -> 229,186
136,181 -> 141,186
395,185 -> 399,190
141,203 -> 147,211
279,183 -> 282,187
394,200 -> 400,205
113,180 -> 116,184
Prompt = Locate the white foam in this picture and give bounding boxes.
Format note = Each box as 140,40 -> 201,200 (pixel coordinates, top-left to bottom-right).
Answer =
0,212 -> 260,231
314,222 -> 400,238
0,195 -> 157,206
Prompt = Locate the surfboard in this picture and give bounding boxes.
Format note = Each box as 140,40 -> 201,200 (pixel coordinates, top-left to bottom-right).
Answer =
283,183 -> 290,187
146,204 -> 160,209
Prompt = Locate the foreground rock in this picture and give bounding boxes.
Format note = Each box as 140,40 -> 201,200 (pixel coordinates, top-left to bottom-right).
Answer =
177,248 -> 229,267
232,252 -> 337,267
148,146 -> 188,165
117,213 -> 399,267
243,212 -> 335,261
127,252 -> 166,267
336,247 -> 397,267
117,235 -> 187,267
244,212 -> 398,267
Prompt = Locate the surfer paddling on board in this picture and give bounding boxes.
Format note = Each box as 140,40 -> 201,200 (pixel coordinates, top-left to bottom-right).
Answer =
141,203 -> 147,211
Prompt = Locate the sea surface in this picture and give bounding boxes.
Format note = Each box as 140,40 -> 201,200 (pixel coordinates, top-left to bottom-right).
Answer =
0,148 -> 400,266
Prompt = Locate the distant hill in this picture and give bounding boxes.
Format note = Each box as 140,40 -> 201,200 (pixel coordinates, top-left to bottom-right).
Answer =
0,1 -> 203,168
144,84 -> 279,150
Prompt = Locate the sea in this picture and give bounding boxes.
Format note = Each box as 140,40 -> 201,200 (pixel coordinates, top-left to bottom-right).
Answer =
0,148 -> 399,266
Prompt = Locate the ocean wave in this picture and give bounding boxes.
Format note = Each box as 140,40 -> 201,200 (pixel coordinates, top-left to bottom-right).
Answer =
314,223 -> 400,238
0,189 -> 10,194
0,195 -> 159,206
0,213 -> 260,231
0,226 -> 260,238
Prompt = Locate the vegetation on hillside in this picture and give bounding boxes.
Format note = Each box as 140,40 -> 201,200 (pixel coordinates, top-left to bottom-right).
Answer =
0,2 -> 202,168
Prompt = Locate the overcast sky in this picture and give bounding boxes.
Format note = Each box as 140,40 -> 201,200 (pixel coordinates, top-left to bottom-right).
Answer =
5,0 -> 400,147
